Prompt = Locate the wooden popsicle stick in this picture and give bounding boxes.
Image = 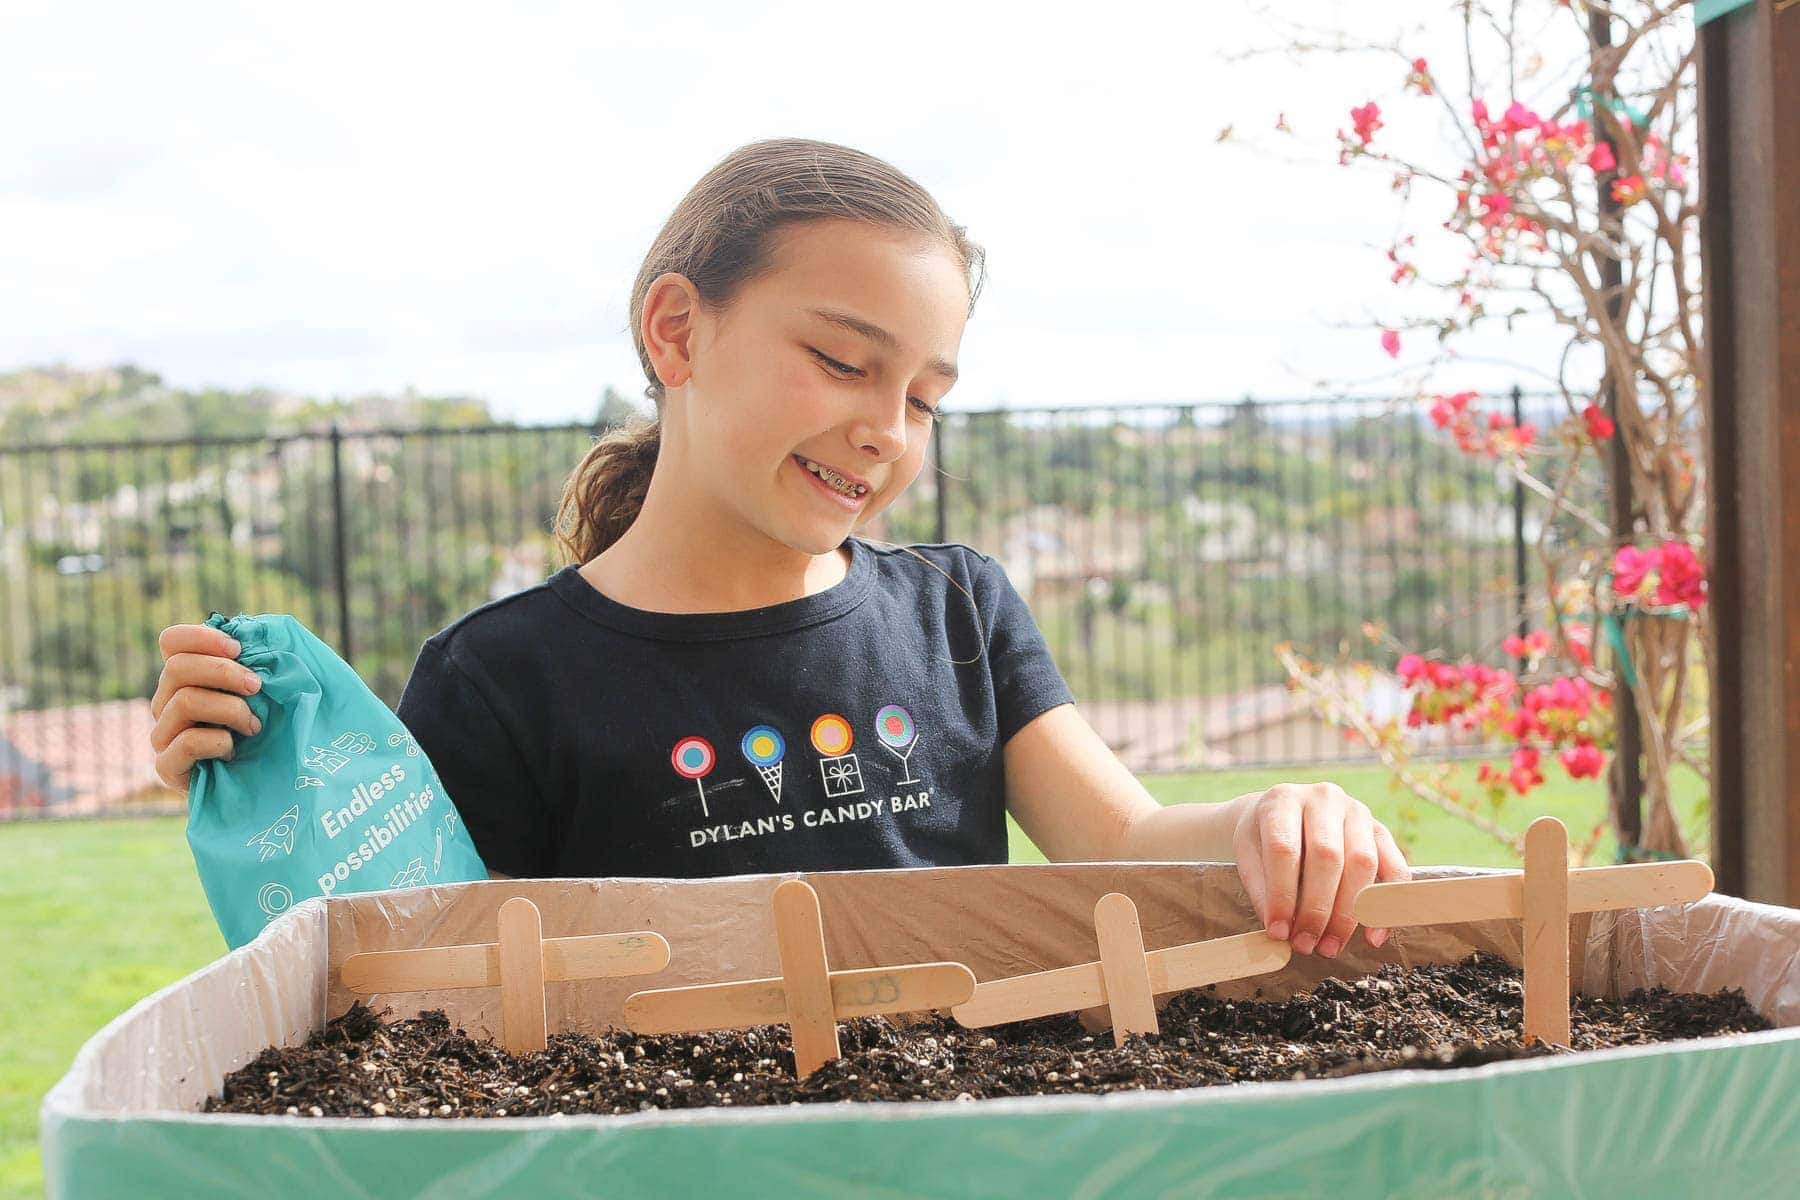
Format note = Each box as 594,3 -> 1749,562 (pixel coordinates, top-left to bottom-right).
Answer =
953,931 -> 1291,1029
623,962 -> 976,1034
771,880 -> 840,1076
1522,817 -> 1571,1046
342,930 -> 670,994
495,896 -> 548,1053
955,959 -> 1105,1027
1150,930 -> 1292,993
1093,893 -> 1158,1046
1354,858 -> 1714,929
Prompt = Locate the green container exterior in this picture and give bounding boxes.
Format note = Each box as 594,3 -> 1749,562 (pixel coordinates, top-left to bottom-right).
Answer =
43,1028 -> 1800,1200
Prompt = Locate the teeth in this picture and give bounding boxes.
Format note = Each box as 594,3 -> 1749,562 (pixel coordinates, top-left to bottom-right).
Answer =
802,459 -> 868,497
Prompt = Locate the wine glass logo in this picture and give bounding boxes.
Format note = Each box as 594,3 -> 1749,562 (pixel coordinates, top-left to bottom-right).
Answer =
741,725 -> 786,804
671,735 -> 717,818
873,704 -> 921,785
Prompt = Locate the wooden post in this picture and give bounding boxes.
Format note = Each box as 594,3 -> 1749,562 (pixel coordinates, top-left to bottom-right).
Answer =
1355,819 -> 1713,1046
771,879 -> 842,1076
495,897 -> 548,1053
1521,817 -> 1572,1045
1093,893 -> 1159,1047
1698,0 -> 1800,908
622,880 -> 977,1078
340,897 -> 671,1054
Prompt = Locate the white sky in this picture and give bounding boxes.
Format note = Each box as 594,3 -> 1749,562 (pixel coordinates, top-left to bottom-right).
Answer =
0,0 -> 1579,425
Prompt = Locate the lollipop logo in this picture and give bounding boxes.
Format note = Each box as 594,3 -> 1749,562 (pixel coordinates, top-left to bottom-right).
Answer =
740,725 -> 787,804
671,735 -> 718,818
809,713 -> 864,799
872,703 -> 923,785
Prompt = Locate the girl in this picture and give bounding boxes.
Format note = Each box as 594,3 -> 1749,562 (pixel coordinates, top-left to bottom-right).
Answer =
150,137 -> 1409,962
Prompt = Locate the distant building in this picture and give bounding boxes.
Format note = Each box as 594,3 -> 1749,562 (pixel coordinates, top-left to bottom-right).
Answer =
0,699 -> 176,817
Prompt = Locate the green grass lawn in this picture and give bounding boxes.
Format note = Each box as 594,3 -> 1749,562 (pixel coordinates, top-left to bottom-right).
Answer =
2,762 -> 1707,1199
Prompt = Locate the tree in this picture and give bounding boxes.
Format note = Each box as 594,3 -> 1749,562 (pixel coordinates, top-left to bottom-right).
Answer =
1251,1 -> 1705,862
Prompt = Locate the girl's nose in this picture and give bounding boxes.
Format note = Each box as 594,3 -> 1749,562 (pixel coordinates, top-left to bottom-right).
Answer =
850,394 -> 909,462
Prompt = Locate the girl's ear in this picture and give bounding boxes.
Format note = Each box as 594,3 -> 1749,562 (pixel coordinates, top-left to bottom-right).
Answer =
643,271 -> 699,389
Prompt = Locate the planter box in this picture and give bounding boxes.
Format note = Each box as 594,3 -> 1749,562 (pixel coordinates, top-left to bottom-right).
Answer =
42,863 -> 1800,1199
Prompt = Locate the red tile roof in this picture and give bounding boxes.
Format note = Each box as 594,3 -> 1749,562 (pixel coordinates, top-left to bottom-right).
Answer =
1,698 -> 180,817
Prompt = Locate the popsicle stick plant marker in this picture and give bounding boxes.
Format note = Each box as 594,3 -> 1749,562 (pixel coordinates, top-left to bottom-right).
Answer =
953,892 -> 1293,1047
340,896 -> 671,1054
1354,815 -> 1715,1046
623,879 -> 978,1077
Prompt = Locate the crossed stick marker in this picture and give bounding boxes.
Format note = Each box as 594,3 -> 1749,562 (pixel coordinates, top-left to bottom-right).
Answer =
1354,815 -> 1715,1046
952,892 -> 1293,1046
623,879 -> 977,1077
340,896 -> 671,1053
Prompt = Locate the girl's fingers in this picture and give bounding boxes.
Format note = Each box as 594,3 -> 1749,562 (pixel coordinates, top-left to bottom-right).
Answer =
1365,821 -> 1413,948
151,652 -> 260,719
1289,790 -> 1345,955
1234,825 -> 1272,930
150,686 -> 260,753
1373,820 -> 1412,881
158,623 -> 241,663
1319,803 -> 1378,957
1256,796 -> 1305,942
153,726 -> 235,791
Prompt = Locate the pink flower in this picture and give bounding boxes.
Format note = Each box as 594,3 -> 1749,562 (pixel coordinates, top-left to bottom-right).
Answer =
1588,142 -> 1617,173
1396,653 -> 1427,684
1613,545 -> 1657,597
1506,708 -> 1544,742
1500,101 -> 1540,135
1655,541 -> 1707,609
1508,745 -> 1544,794
1560,742 -> 1606,780
1582,403 -> 1615,440
1380,328 -> 1401,358
1426,661 -> 1465,689
1351,102 -> 1383,146
1611,174 -> 1647,205
1566,623 -> 1594,667
1406,58 -> 1433,96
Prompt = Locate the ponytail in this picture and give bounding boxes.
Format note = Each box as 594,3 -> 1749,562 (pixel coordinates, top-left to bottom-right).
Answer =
553,416 -> 661,566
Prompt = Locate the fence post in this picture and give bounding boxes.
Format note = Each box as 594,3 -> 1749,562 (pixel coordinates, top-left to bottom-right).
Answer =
329,423 -> 353,666
1511,385 -> 1529,674
933,416 -> 949,544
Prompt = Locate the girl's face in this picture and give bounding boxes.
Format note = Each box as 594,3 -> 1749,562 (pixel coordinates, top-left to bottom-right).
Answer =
661,218 -> 969,557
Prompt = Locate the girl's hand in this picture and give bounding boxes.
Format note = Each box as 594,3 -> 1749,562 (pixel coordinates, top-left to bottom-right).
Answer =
149,623 -> 263,791
1230,782 -> 1411,957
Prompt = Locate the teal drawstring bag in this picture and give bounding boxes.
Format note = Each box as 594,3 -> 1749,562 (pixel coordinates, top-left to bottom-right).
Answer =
186,612 -> 487,948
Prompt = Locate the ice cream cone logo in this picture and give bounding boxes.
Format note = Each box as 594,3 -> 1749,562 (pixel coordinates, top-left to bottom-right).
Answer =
873,704 -> 923,785
671,735 -> 718,818
740,725 -> 787,804
810,713 -> 864,798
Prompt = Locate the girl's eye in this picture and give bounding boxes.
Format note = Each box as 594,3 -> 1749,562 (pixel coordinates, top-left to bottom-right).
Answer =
811,348 -> 863,377
812,348 -> 941,423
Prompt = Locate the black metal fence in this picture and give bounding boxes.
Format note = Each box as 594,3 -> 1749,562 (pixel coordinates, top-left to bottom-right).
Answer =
0,390 -> 1596,819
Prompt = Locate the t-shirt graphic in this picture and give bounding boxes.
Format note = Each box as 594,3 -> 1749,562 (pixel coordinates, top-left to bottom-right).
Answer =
396,539 -> 1075,879
660,704 -> 939,858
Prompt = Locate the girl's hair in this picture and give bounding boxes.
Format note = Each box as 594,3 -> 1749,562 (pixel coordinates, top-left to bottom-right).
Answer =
552,137 -> 988,567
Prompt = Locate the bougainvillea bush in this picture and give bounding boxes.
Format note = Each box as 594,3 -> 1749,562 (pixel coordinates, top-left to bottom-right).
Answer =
1254,1 -> 1706,862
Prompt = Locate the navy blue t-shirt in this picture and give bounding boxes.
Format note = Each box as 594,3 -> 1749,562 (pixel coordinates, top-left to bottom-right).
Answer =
395,538 -> 1075,879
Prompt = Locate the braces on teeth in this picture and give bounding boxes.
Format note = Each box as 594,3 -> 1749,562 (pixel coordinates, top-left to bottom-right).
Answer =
802,459 -> 868,496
